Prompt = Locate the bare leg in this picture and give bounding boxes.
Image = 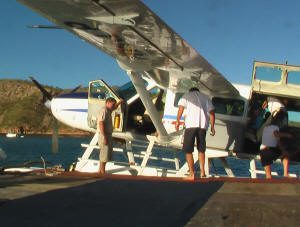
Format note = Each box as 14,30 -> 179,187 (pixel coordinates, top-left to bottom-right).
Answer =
264,165 -> 272,179
282,157 -> 289,177
99,162 -> 106,174
198,152 -> 206,177
185,153 -> 195,179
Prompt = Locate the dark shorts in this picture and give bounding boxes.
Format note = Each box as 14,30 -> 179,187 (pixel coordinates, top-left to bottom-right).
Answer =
182,128 -> 207,153
260,147 -> 281,166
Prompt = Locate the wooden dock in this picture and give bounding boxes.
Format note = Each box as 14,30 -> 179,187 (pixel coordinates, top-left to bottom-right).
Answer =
0,172 -> 300,226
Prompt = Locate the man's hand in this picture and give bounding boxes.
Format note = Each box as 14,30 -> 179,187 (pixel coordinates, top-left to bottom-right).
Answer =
209,111 -> 215,136
113,99 -> 125,110
262,100 -> 268,109
210,127 -> 216,136
176,106 -> 184,132
175,121 -> 180,131
103,136 -> 108,145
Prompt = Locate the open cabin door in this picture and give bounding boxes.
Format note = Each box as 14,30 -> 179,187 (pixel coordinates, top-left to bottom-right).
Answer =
244,61 -> 300,155
87,80 -> 124,132
251,61 -> 300,98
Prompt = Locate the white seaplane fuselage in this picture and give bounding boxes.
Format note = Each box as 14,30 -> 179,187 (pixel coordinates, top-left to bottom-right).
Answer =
52,83 -> 250,151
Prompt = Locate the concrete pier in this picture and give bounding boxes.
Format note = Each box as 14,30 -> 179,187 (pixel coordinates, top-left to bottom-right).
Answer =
0,173 -> 300,226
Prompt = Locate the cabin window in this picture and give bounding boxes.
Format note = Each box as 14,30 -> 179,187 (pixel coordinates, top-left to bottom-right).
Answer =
212,97 -> 244,116
288,111 -> 300,127
287,71 -> 300,85
148,87 -> 166,116
149,87 -> 160,96
255,66 -> 282,82
174,93 -> 184,107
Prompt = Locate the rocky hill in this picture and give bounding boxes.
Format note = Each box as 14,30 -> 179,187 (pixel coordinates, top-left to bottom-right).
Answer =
0,79 -> 88,135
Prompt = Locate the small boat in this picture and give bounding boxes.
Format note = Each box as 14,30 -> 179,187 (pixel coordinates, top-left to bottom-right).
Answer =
6,133 -> 17,138
4,167 -> 44,173
5,132 -> 25,138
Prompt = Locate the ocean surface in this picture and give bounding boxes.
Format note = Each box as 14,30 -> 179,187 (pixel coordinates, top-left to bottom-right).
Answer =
1,135 -> 300,178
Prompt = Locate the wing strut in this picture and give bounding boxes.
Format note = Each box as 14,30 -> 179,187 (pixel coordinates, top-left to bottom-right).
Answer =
127,71 -> 169,141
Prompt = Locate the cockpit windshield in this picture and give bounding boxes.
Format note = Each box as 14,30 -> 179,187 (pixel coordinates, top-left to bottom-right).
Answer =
116,80 -> 148,101
116,81 -> 137,100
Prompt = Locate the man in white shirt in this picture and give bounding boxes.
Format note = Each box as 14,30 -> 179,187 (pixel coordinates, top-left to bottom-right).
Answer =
260,118 -> 292,179
175,87 -> 215,179
256,97 -> 288,141
263,97 -> 288,122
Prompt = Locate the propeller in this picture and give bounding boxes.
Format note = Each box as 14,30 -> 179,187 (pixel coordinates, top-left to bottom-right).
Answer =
29,76 -> 82,153
29,76 -> 53,100
52,118 -> 59,154
69,84 -> 82,93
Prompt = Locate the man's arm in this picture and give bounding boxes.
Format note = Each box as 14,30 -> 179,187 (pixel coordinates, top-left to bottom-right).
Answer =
112,99 -> 124,111
209,110 -> 215,136
274,130 -> 292,139
175,105 -> 184,131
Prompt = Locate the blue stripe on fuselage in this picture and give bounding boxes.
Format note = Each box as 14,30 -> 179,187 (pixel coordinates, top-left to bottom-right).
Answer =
163,115 -> 184,120
56,92 -> 88,99
61,109 -> 88,112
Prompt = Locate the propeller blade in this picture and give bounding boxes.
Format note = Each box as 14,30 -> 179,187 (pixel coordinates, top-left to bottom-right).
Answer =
52,118 -> 59,153
70,84 -> 82,93
29,76 -> 53,101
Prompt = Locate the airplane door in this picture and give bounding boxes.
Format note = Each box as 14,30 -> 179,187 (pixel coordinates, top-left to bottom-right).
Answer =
87,80 -> 124,132
206,97 -> 247,152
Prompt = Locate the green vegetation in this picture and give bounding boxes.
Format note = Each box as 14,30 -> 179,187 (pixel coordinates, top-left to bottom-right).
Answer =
0,79 -> 87,134
289,121 -> 300,128
1,94 -> 50,131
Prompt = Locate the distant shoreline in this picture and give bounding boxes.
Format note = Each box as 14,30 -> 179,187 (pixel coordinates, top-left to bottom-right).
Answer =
0,132 -> 91,137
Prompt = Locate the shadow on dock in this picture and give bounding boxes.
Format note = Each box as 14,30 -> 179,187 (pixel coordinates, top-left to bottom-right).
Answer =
0,174 -> 222,226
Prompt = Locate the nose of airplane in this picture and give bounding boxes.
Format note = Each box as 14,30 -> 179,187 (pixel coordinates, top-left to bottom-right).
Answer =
50,97 -> 60,119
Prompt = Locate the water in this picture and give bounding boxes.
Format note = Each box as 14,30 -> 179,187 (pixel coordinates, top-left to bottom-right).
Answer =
0,135 -> 90,169
0,135 -> 300,178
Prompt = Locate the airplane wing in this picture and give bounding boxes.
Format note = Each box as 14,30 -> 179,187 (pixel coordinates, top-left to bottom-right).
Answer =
18,0 -> 239,97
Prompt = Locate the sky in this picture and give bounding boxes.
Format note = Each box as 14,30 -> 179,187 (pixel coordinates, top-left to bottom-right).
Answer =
1,0 -> 300,88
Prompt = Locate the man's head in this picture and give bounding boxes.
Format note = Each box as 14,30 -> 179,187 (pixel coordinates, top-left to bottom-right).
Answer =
189,87 -> 199,92
105,97 -> 116,110
281,98 -> 289,106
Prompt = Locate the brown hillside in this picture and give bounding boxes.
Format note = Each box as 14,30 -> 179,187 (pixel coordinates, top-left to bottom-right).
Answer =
0,79 -> 88,135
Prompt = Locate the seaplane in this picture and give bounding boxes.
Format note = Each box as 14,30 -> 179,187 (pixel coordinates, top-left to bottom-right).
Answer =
18,0 -> 300,178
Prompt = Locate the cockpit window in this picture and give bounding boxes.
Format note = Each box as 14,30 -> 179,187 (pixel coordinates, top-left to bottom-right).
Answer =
116,81 -> 137,100
89,81 -> 114,99
174,93 -> 184,107
116,80 -> 148,101
212,97 -> 244,116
